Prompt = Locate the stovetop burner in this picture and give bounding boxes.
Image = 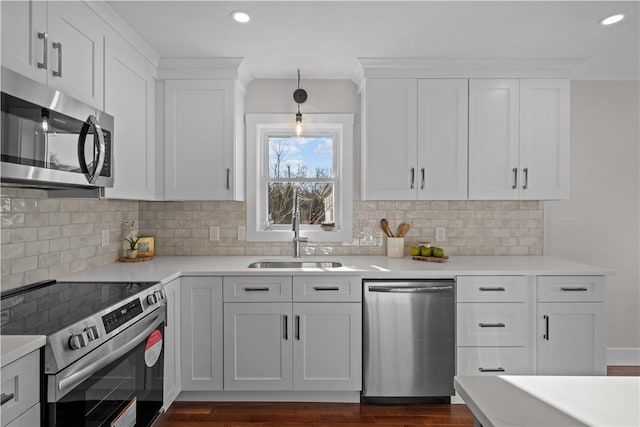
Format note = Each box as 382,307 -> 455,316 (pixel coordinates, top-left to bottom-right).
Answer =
1,280 -> 160,335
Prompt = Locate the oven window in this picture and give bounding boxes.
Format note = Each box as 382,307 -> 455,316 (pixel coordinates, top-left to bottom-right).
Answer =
49,325 -> 163,427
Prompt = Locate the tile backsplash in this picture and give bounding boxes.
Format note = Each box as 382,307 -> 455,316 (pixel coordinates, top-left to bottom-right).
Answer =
1,188 -> 543,290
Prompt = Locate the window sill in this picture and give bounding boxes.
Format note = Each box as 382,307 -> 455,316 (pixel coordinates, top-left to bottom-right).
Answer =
247,227 -> 352,243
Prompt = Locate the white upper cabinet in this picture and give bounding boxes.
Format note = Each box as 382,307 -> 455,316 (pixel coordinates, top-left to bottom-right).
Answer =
103,35 -> 156,200
363,79 -> 418,200
1,0 -> 48,84
417,79 -> 468,200
161,77 -> 245,201
1,1 -> 105,108
363,78 -> 468,200
469,79 -> 569,200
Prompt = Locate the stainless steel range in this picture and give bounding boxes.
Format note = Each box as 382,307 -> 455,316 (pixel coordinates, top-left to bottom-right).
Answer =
1,280 -> 166,427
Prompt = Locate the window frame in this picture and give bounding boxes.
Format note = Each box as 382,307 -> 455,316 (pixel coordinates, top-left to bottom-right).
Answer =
246,113 -> 353,242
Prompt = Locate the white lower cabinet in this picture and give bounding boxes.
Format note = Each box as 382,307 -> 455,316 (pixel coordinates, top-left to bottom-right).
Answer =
457,347 -> 531,376
223,302 -> 293,390
536,276 -> 606,375
293,303 -> 361,391
222,276 -> 362,392
163,278 -> 181,409
180,277 -> 224,391
1,350 -> 40,427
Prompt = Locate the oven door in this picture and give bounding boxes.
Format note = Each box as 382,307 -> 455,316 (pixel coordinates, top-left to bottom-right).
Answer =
47,306 -> 165,427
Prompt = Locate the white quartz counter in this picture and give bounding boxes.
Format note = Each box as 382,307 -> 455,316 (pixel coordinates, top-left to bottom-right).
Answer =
0,335 -> 45,368
455,375 -> 640,427
60,255 -> 613,284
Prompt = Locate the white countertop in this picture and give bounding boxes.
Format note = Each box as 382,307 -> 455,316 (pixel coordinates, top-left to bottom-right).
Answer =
0,335 -> 45,368
454,375 -> 640,427
60,255 -> 613,284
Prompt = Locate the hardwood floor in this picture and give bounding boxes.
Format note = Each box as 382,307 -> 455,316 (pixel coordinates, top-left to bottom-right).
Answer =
155,366 -> 640,427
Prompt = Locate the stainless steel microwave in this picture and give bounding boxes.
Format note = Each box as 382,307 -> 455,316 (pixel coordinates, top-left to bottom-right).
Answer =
1,68 -> 114,190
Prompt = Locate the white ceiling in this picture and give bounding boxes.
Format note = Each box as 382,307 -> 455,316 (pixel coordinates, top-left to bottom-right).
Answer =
107,1 -> 640,81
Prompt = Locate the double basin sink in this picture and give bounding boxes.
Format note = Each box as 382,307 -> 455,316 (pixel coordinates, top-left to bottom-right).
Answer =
248,261 -> 343,269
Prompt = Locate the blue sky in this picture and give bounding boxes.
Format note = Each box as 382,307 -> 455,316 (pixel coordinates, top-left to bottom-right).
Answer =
268,137 -> 333,178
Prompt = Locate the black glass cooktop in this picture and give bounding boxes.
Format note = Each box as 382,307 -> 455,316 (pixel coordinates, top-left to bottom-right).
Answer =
0,280 -> 159,335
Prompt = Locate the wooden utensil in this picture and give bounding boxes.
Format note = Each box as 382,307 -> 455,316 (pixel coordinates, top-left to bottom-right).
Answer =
396,222 -> 411,238
380,218 -> 393,237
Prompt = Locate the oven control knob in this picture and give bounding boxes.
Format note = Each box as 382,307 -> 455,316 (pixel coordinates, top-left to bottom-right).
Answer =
147,294 -> 157,305
154,290 -> 164,301
68,332 -> 89,350
86,325 -> 100,341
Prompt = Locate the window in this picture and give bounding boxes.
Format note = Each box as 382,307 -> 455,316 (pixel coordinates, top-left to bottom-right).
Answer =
246,114 -> 353,242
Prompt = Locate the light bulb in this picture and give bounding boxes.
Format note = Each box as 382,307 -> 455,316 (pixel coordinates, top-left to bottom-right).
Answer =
41,109 -> 49,132
295,112 -> 303,136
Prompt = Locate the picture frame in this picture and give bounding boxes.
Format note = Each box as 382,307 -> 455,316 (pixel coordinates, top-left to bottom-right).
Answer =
136,237 -> 155,257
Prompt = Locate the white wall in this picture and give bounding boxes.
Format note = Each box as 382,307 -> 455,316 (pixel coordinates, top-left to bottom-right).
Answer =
545,81 -> 640,362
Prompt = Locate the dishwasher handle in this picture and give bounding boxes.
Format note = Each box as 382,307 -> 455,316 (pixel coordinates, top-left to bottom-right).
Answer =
368,285 -> 453,293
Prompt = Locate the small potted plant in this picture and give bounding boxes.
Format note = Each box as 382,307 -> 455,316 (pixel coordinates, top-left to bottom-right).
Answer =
123,221 -> 140,258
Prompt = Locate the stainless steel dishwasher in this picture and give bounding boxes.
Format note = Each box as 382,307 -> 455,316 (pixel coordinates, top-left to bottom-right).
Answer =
363,279 -> 455,402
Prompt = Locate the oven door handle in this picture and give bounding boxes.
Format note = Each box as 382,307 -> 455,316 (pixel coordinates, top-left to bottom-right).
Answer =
58,309 -> 164,393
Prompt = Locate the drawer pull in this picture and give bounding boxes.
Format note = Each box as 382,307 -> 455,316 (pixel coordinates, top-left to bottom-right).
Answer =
0,392 -> 14,406
295,315 -> 301,340
479,367 -> 505,373
312,286 -> 340,291
283,315 -> 288,340
478,287 -> 506,292
560,287 -> 588,292
478,323 -> 506,328
243,287 -> 270,292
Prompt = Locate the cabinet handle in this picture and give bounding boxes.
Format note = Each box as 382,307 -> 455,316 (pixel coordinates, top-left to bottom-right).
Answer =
0,393 -> 14,406
543,314 -> 549,340
283,315 -> 288,340
410,168 -> 415,189
37,32 -> 48,69
243,287 -> 270,292
523,167 -> 529,190
312,286 -> 339,291
479,367 -> 505,373
52,41 -> 62,77
478,287 -> 505,292
512,167 -> 518,189
561,287 -> 588,292
421,168 -> 425,190
478,323 -> 505,328
226,168 -> 230,190
295,315 -> 300,340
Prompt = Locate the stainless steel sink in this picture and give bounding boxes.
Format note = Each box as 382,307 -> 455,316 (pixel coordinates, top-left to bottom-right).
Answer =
248,261 -> 343,269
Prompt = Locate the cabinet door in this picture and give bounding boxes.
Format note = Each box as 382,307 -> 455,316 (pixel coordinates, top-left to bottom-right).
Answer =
163,279 -> 181,409
224,302 -> 293,390
417,79 -> 468,200
1,0 -> 47,83
103,36 -> 156,200
363,79 -> 418,200
180,277 -> 223,391
164,79 -> 234,200
47,1 -> 104,108
519,79 -> 570,200
293,303 -> 361,391
469,79 -> 520,199
537,302 -> 606,375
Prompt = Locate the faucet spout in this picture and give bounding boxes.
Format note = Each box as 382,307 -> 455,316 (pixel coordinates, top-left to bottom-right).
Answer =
292,189 -> 309,257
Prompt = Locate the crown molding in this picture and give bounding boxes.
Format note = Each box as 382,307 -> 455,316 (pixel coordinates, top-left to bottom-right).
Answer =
351,57 -> 585,86
157,58 -> 254,87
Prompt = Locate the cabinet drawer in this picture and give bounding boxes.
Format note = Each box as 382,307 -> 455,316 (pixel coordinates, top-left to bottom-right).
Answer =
456,276 -> 527,302
6,403 -> 39,427
537,276 -> 604,302
293,276 -> 361,302
223,276 -> 292,302
457,347 -> 532,376
457,303 -> 527,346
1,351 -> 39,427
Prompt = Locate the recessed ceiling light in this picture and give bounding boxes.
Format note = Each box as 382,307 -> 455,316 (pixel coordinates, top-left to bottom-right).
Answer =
231,10 -> 250,24
599,13 -> 625,26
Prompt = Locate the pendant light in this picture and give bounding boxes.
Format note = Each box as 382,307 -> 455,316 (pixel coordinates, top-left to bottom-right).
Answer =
293,68 -> 307,136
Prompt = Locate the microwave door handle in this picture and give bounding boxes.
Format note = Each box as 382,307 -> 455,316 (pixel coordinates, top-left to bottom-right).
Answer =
78,115 -> 106,184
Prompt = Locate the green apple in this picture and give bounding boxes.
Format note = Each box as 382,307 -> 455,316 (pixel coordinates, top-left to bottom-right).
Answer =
432,247 -> 445,257
420,246 -> 432,257
409,246 -> 421,256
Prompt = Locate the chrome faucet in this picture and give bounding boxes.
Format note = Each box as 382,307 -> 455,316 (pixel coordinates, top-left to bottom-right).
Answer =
292,189 -> 309,258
